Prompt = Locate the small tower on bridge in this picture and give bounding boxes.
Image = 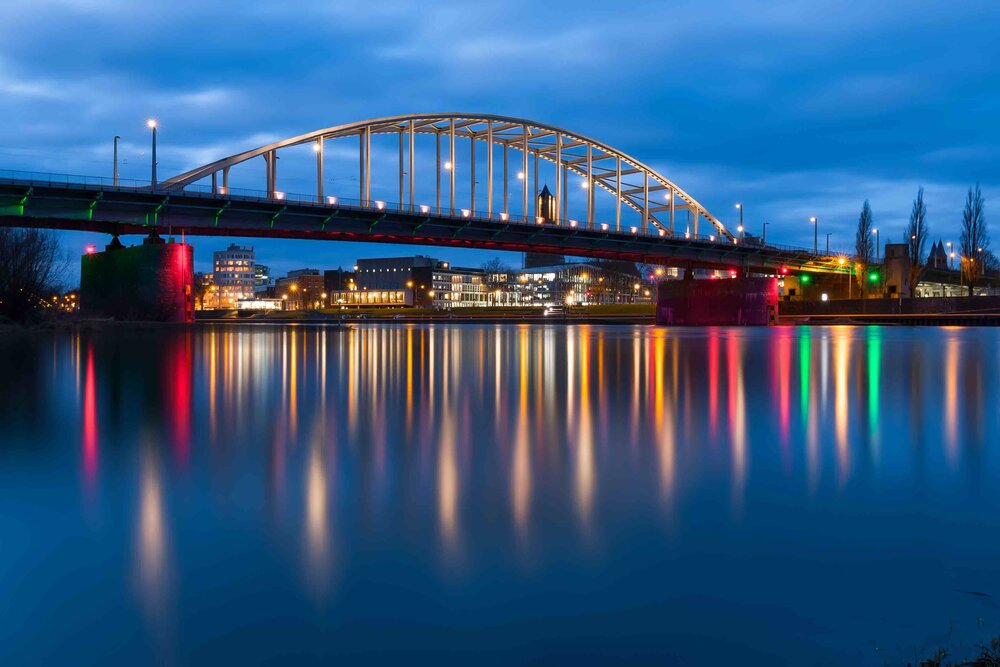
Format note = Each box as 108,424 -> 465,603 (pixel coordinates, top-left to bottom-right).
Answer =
524,184 -> 565,269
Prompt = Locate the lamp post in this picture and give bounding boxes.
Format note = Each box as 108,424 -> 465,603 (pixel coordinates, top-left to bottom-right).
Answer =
113,135 -> 120,186
147,119 -> 157,188
810,217 -> 818,254
762,221 -> 769,245
735,203 -> 743,239
872,228 -> 880,264
826,232 -> 831,255
946,241 -> 953,269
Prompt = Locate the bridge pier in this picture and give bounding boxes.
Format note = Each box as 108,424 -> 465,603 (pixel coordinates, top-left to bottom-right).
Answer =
656,276 -> 778,326
80,235 -> 194,322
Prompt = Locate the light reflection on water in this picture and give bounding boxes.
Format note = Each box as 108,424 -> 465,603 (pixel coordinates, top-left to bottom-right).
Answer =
1,324 -> 1000,665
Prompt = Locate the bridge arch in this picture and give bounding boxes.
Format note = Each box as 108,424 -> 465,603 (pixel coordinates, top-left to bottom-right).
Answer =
162,113 -> 733,240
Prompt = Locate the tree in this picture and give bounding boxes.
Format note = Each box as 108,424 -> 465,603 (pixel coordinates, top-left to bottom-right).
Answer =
906,187 -> 929,295
0,228 -> 64,322
960,184 -> 989,296
481,257 -> 511,284
480,257 -> 512,304
854,200 -> 874,294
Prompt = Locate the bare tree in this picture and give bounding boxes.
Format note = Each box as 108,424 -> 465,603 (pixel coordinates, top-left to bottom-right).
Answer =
0,228 -> 64,322
906,187 -> 929,295
960,184 -> 989,296
854,200 -> 874,295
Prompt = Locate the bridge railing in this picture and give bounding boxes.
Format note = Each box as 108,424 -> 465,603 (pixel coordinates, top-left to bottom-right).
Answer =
0,169 -> 848,262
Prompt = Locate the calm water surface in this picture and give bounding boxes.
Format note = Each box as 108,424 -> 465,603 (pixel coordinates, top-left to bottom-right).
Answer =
2,324 -> 1000,665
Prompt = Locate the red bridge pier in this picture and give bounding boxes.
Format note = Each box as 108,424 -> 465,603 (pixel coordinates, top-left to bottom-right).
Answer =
80,235 -> 194,323
656,274 -> 778,326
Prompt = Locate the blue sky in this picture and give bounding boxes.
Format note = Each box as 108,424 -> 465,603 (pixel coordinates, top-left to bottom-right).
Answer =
1,0 -> 998,279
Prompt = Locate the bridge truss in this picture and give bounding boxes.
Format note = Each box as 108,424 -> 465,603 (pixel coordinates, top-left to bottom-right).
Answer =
162,113 -> 735,241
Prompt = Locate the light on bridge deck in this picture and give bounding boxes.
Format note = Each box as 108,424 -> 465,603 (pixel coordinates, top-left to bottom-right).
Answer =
630,226 -> 638,234
499,212 -> 508,221
569,220 -> 578,227
375,200 -> 385,210
326,196 -> 337,205
461,209 -> 470,218
600,223 -> 609,231
274,191 -> 285,200
420,204 -> 430,214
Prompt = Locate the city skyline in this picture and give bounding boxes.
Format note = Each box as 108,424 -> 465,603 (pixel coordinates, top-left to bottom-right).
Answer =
1,1 -> 998,278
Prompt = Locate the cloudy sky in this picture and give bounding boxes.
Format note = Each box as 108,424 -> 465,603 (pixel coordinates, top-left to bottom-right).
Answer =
2,0 -> 998,278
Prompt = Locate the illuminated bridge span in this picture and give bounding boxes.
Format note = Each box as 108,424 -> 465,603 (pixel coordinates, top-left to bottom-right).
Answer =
0,113 -> 846,273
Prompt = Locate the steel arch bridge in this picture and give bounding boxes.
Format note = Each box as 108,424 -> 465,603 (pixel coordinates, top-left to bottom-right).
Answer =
162,112 -> 733,241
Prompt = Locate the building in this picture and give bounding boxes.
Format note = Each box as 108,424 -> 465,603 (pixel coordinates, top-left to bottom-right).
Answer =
212,244 -> 255,308
323,268 -> 356,293
928,240 -> 950,270
254,264 -> 272,293
275,269 -> 325,309
352,255 -> 487,308
508,260 -> 645,306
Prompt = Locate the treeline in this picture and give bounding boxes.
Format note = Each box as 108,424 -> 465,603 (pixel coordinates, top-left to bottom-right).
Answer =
0,228 -> 65,322
853,184 -> 995,296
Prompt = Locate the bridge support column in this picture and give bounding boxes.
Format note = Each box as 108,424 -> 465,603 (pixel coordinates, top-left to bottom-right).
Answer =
80,236 -> 194,323
656,276 -> 778,326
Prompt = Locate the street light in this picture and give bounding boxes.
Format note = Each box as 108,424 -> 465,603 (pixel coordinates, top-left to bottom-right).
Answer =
735,203 -> 743,238
762,221 -> 769,245
826,232 -> 831,255
113,135 -> 120,186
872,228 -> 880,264
146,119 -> 157,188
810,216 -> 818,254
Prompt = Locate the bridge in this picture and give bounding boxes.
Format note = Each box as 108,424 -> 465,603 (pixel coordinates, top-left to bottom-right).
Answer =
0,113 -> 847,275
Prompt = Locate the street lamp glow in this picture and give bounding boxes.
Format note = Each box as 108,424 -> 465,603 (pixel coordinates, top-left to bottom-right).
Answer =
444,161 -> 452,170
580,180 -> 589,189
516,171 -> 525,180
146,119 -> 157,129
810,217 -> 817,223
735,203 -> 742,209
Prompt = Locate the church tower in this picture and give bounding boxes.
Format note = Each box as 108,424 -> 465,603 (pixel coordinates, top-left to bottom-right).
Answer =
523,185 -> 565,269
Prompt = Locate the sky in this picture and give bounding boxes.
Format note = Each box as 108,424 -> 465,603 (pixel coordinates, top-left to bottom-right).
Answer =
1,0 -> 998,281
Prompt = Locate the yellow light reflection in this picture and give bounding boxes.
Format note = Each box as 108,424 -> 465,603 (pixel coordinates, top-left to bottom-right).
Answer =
944,334 -> 959,467
834,328 -> 850,483
575,328 -> 595,528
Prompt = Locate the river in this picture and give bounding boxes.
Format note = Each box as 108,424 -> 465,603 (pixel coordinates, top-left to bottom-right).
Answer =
1,324 -> 998,665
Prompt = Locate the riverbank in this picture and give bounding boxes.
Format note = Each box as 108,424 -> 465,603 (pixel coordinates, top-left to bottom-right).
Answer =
196,304 -> 656,325
778,295 -> 1000,326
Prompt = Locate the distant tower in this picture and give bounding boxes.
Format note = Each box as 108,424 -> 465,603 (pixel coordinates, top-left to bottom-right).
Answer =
524,184 -> 565,269
927,240 -> 949,269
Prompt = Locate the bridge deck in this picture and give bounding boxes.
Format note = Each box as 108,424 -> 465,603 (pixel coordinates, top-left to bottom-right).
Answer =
0,177 -> 845,273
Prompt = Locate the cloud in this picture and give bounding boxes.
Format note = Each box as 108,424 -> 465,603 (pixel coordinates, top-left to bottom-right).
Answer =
0,0 -> 998,275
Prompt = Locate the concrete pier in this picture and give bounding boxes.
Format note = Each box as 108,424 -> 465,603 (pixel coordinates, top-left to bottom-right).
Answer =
80,236 -> 194,322
656,277 -> 778,326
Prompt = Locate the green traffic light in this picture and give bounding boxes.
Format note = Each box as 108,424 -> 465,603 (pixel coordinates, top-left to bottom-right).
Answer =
801,275 -> 810,284
869,273 -> 879,282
